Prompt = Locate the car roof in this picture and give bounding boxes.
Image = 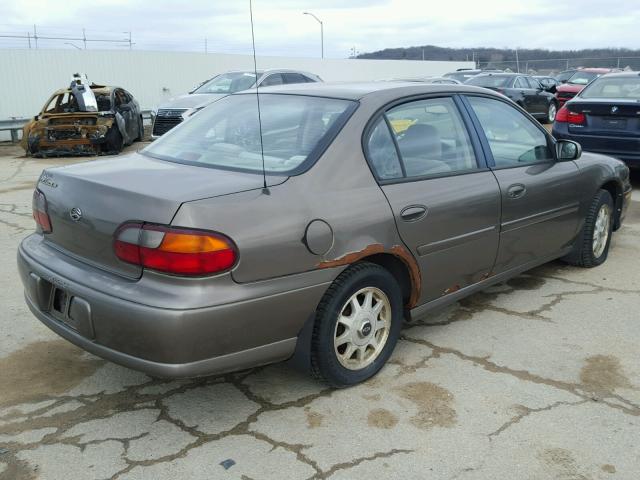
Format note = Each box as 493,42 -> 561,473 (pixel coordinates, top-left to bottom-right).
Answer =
224,69 -> 315,75
51,84 -> 114,96
597,71 -> 640,79
473,72 -> 525,77
576,68 -> 617,73
236,81 -> 501,101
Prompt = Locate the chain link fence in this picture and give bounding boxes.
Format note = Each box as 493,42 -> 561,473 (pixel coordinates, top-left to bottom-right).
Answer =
476,56 -> 640,75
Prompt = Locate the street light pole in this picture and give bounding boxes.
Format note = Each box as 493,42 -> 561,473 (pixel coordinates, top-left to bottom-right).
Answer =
303,11 -> 323,59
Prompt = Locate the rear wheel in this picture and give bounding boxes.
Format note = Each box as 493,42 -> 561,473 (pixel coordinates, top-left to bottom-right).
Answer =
103,127 -> 123,154
543,101 -> 558,124
310,262 -> 403,387
563,189 -> 614,267
135,116 -> 144,142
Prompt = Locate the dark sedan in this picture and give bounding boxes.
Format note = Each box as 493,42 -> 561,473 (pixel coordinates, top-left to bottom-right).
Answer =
553,71 -> 640,169
465,73 -> 559,123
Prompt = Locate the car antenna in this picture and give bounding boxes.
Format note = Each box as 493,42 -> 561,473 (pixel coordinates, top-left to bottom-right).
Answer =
249,0 -> 270,195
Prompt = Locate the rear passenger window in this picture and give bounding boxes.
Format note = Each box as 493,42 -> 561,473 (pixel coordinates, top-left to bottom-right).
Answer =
527,77 -> 541,89
260,74 -> 284,87
366,118 -> 403,180
467,96 -> 554,167
282,73 -> 307,84
385,98 -> 477,178
514,77 -> 528,88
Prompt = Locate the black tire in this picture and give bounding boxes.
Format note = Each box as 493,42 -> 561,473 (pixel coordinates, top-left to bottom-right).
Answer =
135,116 -> 144,142
310,262 -> 403,388
563,189 -> 614,267
542,101 -> 558,124
103,127 -> 123,154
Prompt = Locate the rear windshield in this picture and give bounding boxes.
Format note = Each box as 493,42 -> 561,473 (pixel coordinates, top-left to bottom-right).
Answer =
193,72 -> 260,94
567,71 -> 599,85
444,72 -> 479,82
142,94 -> 356,174
466,75 -> 511,88
580,77 -> 640,99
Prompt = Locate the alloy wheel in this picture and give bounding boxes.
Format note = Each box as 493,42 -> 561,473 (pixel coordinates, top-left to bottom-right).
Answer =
548,103 -> 557,122
333,287 -> 391,370
592,204 -> 611,258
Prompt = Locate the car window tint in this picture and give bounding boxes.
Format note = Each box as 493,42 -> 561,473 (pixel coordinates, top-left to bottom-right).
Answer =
282,73 -> 307,84
143,94 -> 355,174
467,96 -> 553,168
366,118 -> 403,180
260,74 -> 284,86
514,77 -> 528,88
580,77 -> 640,99
527,77 -> 541,89
385,97 -> 477,178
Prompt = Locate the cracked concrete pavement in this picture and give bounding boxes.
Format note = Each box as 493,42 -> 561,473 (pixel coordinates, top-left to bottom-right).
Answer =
0,143 -> 639,479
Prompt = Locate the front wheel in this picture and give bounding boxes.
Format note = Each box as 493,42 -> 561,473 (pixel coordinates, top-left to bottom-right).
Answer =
310,262 -> 403,387
563,189 -> 614,267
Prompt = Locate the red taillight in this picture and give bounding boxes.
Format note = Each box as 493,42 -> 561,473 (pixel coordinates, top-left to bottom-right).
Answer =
32,189 -> 52,233
114,223 -> 237,276
555,106 -> 585,125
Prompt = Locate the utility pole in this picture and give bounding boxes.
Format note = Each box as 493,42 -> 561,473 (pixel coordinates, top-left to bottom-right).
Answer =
515,47 -> 520,73
33,24 -> 38,49
303,12 -> 324,59
82,28 -> 87,49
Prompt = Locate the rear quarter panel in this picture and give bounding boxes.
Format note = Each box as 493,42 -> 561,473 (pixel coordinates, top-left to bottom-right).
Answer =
171,95 -> 407,285
571,152 -> 629,227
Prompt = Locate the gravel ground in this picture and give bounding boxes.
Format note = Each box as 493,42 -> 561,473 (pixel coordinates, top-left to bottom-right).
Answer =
0,142 -> 639,480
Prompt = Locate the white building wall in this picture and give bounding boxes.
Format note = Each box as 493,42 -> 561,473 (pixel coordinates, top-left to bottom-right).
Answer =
0,49 -> 473,121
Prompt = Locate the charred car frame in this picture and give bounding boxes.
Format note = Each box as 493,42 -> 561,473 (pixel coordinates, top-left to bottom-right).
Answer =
22,74 -> 144,157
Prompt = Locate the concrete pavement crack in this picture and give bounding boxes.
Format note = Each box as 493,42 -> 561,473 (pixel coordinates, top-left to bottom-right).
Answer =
399,336 -> 640,417
313,448 -> 414,480
487,400 -> 589,438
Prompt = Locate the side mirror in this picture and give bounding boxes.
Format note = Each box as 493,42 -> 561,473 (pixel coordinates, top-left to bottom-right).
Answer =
556,140 -> 582,161
545,85 -> 557,94
33,115 -> 38,121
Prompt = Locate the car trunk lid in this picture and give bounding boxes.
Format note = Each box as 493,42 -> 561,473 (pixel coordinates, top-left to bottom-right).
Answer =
37,152 -> 284,279
568,100 -> 640,136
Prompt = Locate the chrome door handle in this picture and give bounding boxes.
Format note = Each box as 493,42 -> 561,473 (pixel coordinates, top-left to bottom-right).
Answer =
507,184 -> 526,199
400,205 -> 427,222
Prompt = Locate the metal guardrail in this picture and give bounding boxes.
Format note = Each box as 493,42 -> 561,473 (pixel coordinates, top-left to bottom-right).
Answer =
0,110 -> 155,143
0,117 -> 28,142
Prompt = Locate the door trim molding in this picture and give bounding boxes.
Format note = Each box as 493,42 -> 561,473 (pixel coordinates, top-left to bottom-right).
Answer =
501,202 -> 580,233
408,246 -> 572,320
416,225 -> 496,256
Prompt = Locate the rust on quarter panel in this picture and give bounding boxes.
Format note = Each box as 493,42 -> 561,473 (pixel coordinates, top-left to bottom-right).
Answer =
317,243 -> 422,308
390,244 -> 422,307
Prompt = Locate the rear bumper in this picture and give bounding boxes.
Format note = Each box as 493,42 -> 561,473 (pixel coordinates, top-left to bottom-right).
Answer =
552,126 -> 640,167
18,234 -> 336,378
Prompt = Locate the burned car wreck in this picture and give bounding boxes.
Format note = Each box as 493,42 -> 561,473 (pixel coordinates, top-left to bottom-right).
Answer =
22,74 -> 144,156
